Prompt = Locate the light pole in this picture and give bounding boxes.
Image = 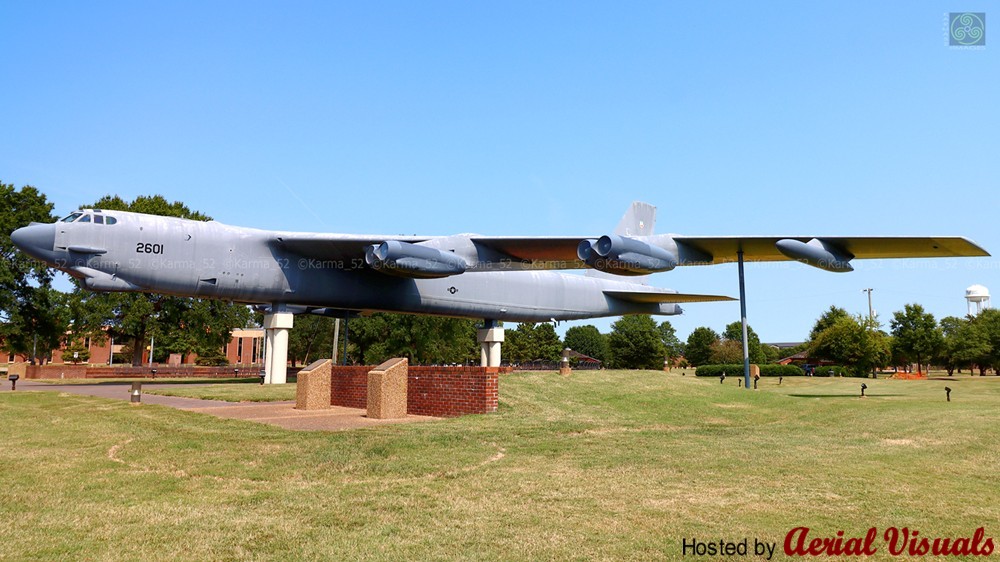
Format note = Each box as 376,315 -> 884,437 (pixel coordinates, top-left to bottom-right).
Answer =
862,288 -> 875,322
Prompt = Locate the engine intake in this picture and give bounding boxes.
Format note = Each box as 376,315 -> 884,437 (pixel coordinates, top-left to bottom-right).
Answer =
577,234 -> 678,275
365,241 -> 468,278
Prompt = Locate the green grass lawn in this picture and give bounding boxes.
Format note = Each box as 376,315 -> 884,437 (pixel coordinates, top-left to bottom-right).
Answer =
2,371 -> 998,560
145,382 -> 297,402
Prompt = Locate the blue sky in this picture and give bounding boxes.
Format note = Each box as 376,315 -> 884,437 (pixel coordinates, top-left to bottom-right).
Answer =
2,1 -> 997,343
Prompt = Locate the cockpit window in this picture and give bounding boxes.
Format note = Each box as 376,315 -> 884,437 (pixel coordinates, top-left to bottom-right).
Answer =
61,212 -> 83,222
106,216 -> 117,225
78,214 -> 91,223
94,214 -> 104,225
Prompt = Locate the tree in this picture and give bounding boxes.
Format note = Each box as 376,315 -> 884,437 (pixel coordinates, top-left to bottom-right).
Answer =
1,285 -> 68,364
563,325 -> 609,362
972,309 -> 1000,375
722,321 -> 766,364
658,321 -> 684,360
809,306 -> 851,342
505,322 -> 562,363
339,313 -> 478,365
709,339 -> 744,364
0,183 -> 61,363
288,315 -> 335,366
63,339 -> 91,364
810,315 -> 891,377
607,315 -> 665,369
890,304 -> 943,374
936,316 -> 965,374
684,327 -> 720,366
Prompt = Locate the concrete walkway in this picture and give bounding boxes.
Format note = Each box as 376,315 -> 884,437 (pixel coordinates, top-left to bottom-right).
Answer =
2,380 -> 440,431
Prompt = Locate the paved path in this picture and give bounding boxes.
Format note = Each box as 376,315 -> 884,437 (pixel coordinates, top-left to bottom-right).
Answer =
2,380 -> 439,431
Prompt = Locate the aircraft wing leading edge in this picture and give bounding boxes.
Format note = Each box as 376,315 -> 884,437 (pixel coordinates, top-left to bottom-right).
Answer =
672,236 -> 990,264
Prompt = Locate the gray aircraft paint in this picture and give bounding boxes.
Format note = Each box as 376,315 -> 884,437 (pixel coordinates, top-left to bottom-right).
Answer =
11,202 -> 988,323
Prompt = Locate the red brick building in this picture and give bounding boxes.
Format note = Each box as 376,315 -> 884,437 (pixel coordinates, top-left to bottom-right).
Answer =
3,328 -> 265,367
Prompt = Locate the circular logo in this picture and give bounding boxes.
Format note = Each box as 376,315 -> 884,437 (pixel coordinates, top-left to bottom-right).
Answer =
951,13 -> 985,45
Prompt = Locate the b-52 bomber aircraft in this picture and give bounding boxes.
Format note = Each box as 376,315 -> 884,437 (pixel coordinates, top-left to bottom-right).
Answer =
11,201 -> 989,382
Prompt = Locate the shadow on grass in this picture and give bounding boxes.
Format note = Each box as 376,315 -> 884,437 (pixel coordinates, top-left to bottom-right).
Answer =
787,393 -> 905,399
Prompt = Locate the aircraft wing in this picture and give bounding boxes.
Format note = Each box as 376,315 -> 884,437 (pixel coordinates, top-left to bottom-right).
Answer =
270,231 -> 988,277
271,233 -> 429,262
603,290 -> 735,304
673,236 -> 990,265
468,237 -> 587,269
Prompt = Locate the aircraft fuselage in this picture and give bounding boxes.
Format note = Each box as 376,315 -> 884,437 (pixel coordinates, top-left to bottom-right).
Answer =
13,209 -> 681,322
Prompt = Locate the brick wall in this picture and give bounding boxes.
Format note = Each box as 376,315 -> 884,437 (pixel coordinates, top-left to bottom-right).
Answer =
329,366 -> 370,409
329,365 -> 510,417
22,365 -> 271,379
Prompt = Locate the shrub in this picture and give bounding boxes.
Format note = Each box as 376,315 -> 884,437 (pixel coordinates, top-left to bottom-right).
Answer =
195,354 -> 230,366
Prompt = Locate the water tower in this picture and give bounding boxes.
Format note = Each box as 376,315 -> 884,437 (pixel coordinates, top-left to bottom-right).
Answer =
966,284 -> 991,316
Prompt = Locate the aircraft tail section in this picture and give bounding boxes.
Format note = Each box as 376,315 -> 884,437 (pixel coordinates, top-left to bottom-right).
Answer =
613,201 -> 656,237
586,201 -> 657,283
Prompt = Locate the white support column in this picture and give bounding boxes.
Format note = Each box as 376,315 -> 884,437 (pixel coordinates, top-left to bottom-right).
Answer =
263,315 -> 275,384
477,326 -> 505,367
263,312 -> 294,384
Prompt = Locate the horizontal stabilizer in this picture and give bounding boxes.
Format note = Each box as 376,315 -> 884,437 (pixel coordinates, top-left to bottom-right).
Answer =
603,290 -> 735,304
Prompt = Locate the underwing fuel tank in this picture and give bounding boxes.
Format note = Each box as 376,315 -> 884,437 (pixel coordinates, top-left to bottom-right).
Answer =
577,234 -> 678,275
775,238 -> 854,272
365,240 -> 468,278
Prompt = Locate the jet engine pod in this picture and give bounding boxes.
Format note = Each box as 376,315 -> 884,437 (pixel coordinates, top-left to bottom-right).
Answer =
581,234 -> 678,275
775,238 -> 854,272
365,240 -> 468,279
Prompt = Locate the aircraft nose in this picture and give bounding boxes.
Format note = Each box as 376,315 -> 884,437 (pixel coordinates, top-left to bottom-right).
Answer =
10,223 -> 56,259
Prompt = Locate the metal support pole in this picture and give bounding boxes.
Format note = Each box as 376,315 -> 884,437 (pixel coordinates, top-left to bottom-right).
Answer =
342,318 -> 350,365
738,250 -> 751,390
863,288 -> 874,321
332,318 -> 340,363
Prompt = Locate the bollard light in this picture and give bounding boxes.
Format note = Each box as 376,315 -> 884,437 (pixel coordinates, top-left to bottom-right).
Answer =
861,383 -> 867,397
151,368 -> 157,379
8,373 -> 19,391
720,372 -> 726,384
753,375 -> 759,390
259,370 -> 266,385
945,386 -> 952,402
778,376 -> 783,386
130,381 -> 142,404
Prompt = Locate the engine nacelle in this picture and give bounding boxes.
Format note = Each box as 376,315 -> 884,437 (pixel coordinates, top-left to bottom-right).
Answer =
365,240 -> 468,278
576,234 -> 678,275
775,238 -> 854,272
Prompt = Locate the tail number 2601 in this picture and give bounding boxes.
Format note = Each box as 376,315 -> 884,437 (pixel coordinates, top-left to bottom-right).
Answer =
136,242 -> 164,254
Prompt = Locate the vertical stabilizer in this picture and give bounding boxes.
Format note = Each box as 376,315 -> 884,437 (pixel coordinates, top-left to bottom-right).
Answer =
586,201 -> 657,283
614,201 -> 656,237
